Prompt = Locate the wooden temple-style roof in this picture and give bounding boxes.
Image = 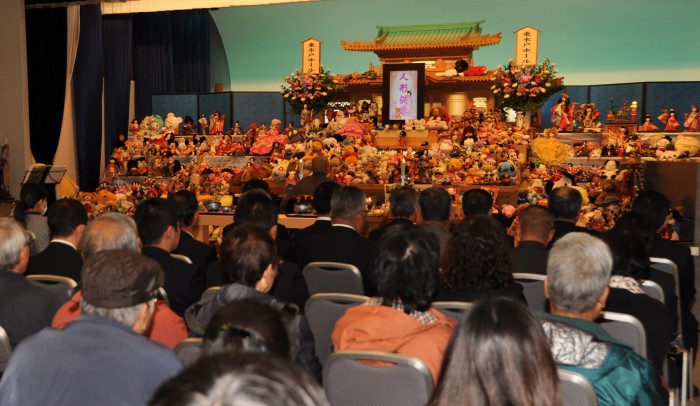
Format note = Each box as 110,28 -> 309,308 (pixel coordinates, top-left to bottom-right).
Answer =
341,21 -> 501,59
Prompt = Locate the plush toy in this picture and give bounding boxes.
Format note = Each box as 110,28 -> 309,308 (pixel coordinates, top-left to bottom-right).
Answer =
602,159 -> 619,179
343,144 -> 359,167
436,59 -> 469,77
675,135 -> 700,158
96,189 -> 117,206
164,113 -> 183,134
464,66 -> 488,76
270,159 -> 290,182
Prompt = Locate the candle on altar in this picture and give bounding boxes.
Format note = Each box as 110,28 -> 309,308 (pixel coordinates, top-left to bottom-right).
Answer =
400,159 -> 406,178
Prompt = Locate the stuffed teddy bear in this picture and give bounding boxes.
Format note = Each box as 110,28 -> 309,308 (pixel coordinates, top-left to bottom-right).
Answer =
343,144 -> 359,167
164,113 -> 183,134
436,59 -> 469,77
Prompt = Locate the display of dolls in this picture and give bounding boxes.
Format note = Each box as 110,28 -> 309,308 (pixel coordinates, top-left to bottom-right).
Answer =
658,109 -> 680,131
639,114 -> 659,131
550,92 -> 575,131
684,104 -> 699,132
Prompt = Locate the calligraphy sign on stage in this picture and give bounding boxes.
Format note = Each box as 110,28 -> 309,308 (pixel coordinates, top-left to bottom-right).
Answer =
302,38 -> 321,74
515,26 -> 539,66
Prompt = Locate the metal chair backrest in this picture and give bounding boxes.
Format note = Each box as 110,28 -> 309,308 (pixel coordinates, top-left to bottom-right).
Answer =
432,301 -> 472,321
0,324 -> 11,373
650,257 -> 682,337
513,273 -> 547,313
26,274 -> 78,303
201,286 -> 221,302
598,311 -> 647,358
305,293 -> 368,365
303,262 -> 364,295
640,279 -> 665,304
173,338 -> 203,367
558,369 -> 598,406
170,253 -> 193,264
324,350 -> 433,406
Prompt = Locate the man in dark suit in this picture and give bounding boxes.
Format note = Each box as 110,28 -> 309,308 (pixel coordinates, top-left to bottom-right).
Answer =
462,188 -> 493,217
135,198 -> 203,317
512,205 -> 555,275
26,198 -> 87,283
297,186 -> 378,295
368,185 -> 418,241
0,218 -> 63,348
290,181 -> 341,261
417,186 -> 452,256
632,190 -> 698,356
548,186 -> 598,247
168,190 -> 217,287
292,155 -> 333,196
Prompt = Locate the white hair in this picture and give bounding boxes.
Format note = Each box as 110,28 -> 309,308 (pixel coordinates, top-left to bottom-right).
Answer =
80,298 -> 154,327
0,218 -> 29,272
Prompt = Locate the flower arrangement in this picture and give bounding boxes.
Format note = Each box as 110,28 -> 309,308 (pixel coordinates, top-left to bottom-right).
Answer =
280,66 -> 337,114
491,58 -> 564,113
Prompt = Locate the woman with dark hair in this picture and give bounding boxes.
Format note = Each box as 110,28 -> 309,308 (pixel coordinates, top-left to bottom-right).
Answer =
431,297 -> 559,406
602,225 -> 674,376
437,214 -> 525,302
185,223 -> 321,381
13,183 -> 49,255
203,300 -> 292,359
332,226 -> 455,383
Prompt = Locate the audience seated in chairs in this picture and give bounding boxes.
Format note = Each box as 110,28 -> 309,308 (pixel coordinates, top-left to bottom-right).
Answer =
290,181 -> 341,261
26,198 -> 87,283
602,224 -> 674,376
0,250 -> 183,406
542,232 -> 665,405
135,198 -> 204,317
185,223 -> 321,381
436,214 -> 526,303
292,155 -> 334,196
331,225 -> 455,383
51,213 -> 187,349
168,190 -> 217,289
511,205 -> 554,275
417,186 -> 453,256
431,297 -> 560,406
461,188 -> 493,218
368,185 -> 418,241
296,186 -> 378,295
548,186 -> 599,246
149,353 -> 328,406
0,218 -> 63,348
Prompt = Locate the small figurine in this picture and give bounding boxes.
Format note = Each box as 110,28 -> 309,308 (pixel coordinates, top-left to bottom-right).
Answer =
551,91 -> 574,131
198,114 -> 208,135
684,104 -> 699,132
181,116 -> 196,135
398,130 -> 408,147
209,111 -> 225,135
658,109 -> 680,131
639,114 -> 659,132
128,119 -> 140,137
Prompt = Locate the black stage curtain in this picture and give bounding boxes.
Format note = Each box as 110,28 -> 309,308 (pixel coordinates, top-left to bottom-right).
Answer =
25,8 -> 66,165
73,4 -> 103,191
103,14 -> 133,163
133,10 -> 211,119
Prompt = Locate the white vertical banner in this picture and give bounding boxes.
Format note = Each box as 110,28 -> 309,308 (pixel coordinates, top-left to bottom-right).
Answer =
301,38 -> 320,74
514,26 -> 539,66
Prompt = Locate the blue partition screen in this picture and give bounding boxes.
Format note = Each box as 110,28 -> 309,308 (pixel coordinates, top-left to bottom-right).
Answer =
232,92 -> 284,132
199,92 -> 232,132
645,82 -> 700,129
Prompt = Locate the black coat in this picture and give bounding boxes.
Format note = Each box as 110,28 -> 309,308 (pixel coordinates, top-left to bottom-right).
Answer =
26,241 -> 83,283
141,246 -> 203,317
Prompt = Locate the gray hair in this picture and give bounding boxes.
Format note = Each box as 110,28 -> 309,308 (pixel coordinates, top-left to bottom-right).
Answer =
330,186 -> 366,221
547,232 -> 612,314
80,298 -> 154,327
81,213 -> 139,259
0,218 -> 30,273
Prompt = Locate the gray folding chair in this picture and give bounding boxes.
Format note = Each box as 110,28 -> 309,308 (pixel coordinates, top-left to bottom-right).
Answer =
513,273 -> 547,313
0,324 -> 11,373
640,279 -> 665,304
304,293 -> 368,365
324,350 -> 433,406
432,301 -> 472,321
156,287 -> 169,306
170,253 -> 193,264
558,369 -> 598,406
597,311 -> 646,358
26,274 -> 78,303
173,338 -> 203,367
201,286 -> 221,302
303,262 -> 364,295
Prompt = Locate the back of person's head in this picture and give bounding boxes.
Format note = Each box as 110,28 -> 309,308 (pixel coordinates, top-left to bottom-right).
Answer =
134,198 -> 178,245
47,198 -> 87,238
461,188 -> 493,217
330,186 -> 366,221
148,353 -> 329,406
547,186 -> 582,220
602,225 -> 650,280
441,214 -> 513,292
0,218 -> 31,273
432,297 -> 559,406
373,225 -> 439,313
82,213 -> 139,259
312,181 -> 340,216
80,249 -> 164,327
389,186 -> 419,218
203,300 -> 291,359
631,190 -> 670,231
311,156 -> 328,174
419,187 -> 452,222
614,211 -> 656,254
234,189 -> 279,231
547,232 -> 612,314
168,190 -> 198,228
242,179 -> 270,194
220,223 -> 277,287
519,205 -> 554,240
14,183 -> 48,225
